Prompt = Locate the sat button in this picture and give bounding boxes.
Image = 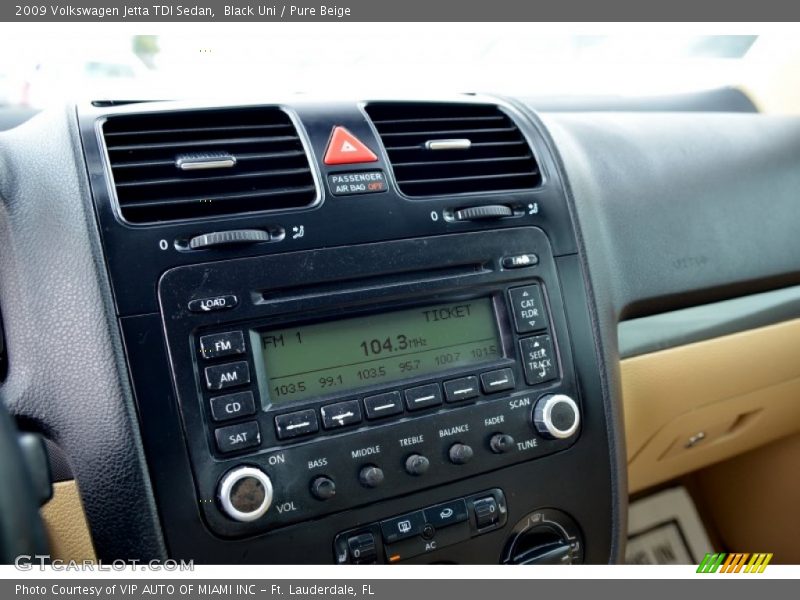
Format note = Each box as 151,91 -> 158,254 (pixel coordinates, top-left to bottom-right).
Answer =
214,421 -> 261,454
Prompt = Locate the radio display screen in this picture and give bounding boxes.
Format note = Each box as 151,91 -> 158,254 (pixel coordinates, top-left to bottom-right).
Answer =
256,298 -> 503,405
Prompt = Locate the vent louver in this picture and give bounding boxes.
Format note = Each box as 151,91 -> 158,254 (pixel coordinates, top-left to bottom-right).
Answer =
102,107 -> 317,223
365,102 -> 541,197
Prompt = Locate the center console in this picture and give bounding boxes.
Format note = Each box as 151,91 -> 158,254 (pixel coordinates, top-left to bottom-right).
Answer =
79,97 -> 619,563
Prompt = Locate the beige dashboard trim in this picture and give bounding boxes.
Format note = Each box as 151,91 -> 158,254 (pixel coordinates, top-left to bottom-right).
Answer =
40,480 -> 96,562
622,318 -> 800,493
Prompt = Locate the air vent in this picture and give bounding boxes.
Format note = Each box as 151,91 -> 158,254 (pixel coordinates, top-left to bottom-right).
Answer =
365,102 -> 541,197
102,107 -> 317,223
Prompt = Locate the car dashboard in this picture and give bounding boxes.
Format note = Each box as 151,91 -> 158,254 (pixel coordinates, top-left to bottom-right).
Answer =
1,94 -> 799,564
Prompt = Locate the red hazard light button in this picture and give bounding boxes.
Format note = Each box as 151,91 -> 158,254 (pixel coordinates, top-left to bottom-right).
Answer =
323,126 -> 378,165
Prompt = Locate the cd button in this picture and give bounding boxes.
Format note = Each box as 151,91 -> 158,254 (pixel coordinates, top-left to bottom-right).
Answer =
364,391 -> 404,419
209,391 -> 256,422
199,331 -> 246,360
404,383 -> 442,411
480,368 -> 515,394
204,361 -> 250,391
320,399 -> 362,430
274,409 -> 319,440
443,376 -> 480,403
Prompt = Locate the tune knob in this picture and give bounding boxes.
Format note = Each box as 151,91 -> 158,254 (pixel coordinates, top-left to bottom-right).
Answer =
217,466 -> 273,522
533,394 -> 580,440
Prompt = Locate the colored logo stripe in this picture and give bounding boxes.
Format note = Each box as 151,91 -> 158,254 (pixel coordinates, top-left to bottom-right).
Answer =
697,552 -> 772,573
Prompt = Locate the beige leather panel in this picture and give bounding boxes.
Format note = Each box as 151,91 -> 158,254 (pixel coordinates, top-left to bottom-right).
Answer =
690,433 -> 800,563
622,318 -> 800,493
40,480 -> 96,562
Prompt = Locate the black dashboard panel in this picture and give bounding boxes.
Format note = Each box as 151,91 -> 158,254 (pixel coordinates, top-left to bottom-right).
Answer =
5,91 -> 800,564
75,97 -> 620,564
540,111 -> 800,319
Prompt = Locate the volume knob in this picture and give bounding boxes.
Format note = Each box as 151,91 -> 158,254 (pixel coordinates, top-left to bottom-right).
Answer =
533,394 -> 580,440
217,466 -> 273,522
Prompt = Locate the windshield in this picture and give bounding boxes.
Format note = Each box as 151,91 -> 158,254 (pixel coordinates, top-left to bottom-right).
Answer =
0,28 -> 796,109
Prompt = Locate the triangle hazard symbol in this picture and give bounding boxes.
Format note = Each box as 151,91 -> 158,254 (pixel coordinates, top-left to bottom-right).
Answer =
324,126 -> 378,165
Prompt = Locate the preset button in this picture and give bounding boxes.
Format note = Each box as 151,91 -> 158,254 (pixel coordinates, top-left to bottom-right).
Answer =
275,409 -> 319,440
404,383 -> 442,411
443,376 -> 480,403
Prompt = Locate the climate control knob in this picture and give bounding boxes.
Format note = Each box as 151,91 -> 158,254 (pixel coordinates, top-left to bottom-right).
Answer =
217,466 -> 273,522
533,394 -> 580,440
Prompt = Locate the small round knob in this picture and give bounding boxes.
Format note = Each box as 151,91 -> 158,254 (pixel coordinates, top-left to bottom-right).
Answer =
218,466 -> 273,522
310,476 -> 337,501
405,454 -> 430,476
489,433 -> 516,454
448,443 -> 474,465
359,465 -> 384,488
533,394 -> 580,440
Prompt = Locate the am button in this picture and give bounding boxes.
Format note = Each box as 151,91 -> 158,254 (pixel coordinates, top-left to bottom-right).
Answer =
205,361 -> 251,391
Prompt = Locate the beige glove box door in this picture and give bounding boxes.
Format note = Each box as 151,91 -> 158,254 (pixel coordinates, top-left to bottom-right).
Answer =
622,318 -> 800,493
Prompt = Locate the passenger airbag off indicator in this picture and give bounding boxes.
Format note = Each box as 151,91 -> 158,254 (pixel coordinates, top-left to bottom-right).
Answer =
328,171 -> 388,196
323,126 -> 379,165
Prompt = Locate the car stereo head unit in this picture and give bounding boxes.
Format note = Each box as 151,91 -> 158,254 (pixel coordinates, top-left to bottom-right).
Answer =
158,226 -> 582,561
